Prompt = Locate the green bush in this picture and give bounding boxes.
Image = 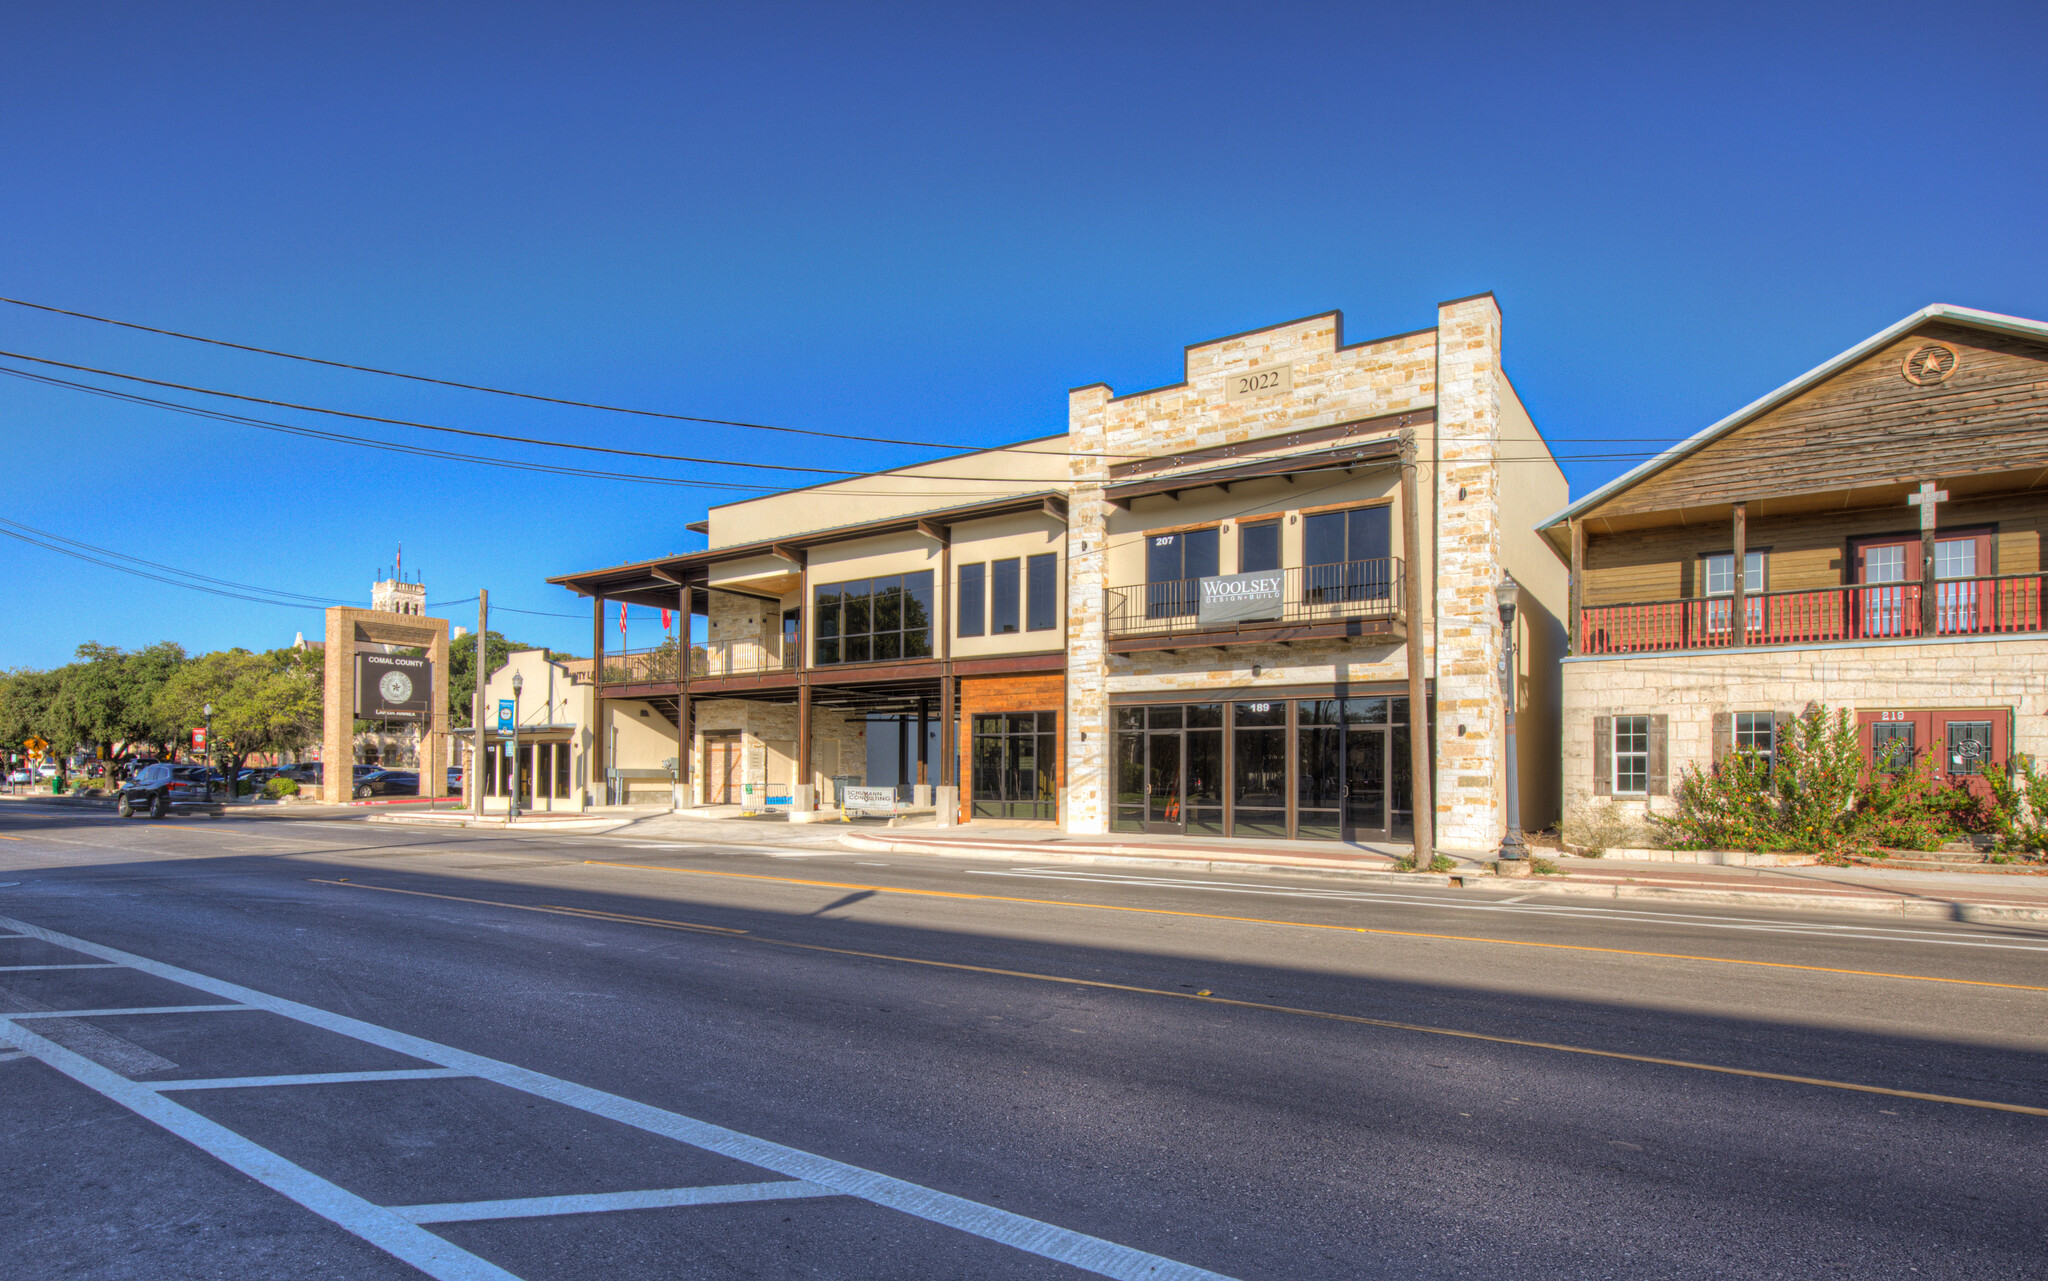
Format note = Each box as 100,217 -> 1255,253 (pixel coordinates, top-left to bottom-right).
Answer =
1656,702 -> 1988,857
1981,756 -> 2048,853
264,777 -> 299,799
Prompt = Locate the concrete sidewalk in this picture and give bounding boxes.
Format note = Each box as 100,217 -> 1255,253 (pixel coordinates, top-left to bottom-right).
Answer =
834,827 -> 2048,923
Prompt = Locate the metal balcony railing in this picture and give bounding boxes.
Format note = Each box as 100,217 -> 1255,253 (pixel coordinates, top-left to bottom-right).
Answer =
590,641 -> 797,687
1104,559 -> 1404,640
1578,573 -> 2048,655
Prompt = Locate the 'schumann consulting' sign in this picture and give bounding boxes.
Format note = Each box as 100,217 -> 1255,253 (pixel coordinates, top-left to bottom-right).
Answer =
1197,570 -> 1285,625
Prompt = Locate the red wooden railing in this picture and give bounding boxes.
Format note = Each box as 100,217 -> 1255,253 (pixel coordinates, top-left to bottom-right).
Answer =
1579,574 -> 2047,656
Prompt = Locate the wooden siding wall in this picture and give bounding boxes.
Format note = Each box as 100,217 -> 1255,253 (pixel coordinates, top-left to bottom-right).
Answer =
1592,324 -> 2048,519
1583,492 -> 2048,606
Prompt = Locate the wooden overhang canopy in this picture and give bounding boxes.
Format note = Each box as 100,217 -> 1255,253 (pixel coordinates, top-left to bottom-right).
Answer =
1104,435 -> 1404,508
547,489 -> 1070,608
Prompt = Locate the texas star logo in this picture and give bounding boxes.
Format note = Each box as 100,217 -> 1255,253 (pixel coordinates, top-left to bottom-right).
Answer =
378,671 -> 414,705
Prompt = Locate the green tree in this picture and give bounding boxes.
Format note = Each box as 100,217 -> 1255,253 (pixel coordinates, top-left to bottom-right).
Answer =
445,631 -> 554,728
155,648 -> 322,790
63,641 -> 188,761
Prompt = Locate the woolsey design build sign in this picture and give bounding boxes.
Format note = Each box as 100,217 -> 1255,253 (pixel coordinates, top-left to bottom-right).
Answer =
354,654 -> 431,721
1198,570 -> 1285,625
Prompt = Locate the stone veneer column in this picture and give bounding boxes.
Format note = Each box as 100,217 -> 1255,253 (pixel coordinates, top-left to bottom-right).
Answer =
1064,383 -> 1113,833
1432,295 -> 1506,853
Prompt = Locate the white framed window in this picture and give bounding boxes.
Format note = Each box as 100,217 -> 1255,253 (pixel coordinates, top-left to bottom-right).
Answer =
1613,715 -> 1650,795
1704,551 -> 1765,596
1734,711 -> 1775,771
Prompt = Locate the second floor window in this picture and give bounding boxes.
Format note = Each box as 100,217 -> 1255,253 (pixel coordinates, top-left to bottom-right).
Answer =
958,563 -> 985,637
1026,553 -> 1058,632
1304,505 -> 1391,601
815,571 -> 932,664
1703,551 -> 1765,596
1240,520 -> 1280,573
1146,528 -> 1218,618
992,558 -> 1021,634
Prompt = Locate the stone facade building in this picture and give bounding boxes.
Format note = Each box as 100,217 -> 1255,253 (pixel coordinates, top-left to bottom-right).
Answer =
551,297 -> 1567,853
1539,305 -> 2048,827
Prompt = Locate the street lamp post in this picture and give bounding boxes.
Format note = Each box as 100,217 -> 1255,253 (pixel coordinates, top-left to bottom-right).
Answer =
202,701 -> 215,803
1495,574 -> 1528,861
508,671 -> 522,822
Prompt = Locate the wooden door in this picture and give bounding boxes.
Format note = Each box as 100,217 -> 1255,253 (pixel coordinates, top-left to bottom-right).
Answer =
706,737 -> 738,805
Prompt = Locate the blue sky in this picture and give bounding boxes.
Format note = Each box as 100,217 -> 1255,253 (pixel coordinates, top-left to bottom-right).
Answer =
2,1 -> 2043,667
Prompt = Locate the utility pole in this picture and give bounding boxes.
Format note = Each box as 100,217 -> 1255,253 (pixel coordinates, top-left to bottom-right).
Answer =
472,590 -> 488,818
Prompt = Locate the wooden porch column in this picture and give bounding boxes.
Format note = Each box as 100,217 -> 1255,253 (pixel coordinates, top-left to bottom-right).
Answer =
1730,504 -> 1747,647
677,585 -> 691,802
590,594 -> 605,799
796,680 -> 813,809
1568,520 -> 1584,655
1399,440 -> 1434,865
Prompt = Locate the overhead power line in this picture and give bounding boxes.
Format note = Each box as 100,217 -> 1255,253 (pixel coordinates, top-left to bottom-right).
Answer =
0,293 -> 1147,458
0,517 -> 334,610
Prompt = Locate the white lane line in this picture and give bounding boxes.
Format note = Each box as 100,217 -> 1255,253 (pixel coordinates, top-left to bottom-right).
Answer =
6,1004 -> 249,1018
390,1179 -> 840,1223
767,851 -> 848,858
153,1068 -> 472,1091
0,1016 -> 521,1281
971,868 -> 2048,952
0,912 -> 1239,1281
0,963 -> 123,971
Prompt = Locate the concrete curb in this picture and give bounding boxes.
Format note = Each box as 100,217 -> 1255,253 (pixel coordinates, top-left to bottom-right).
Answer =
836,832 -> 1456,887
836,832 -> 2048,922
366,813 -> 632,833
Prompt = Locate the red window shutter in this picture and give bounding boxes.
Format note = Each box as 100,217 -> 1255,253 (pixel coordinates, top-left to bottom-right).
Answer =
1593,716 -> 1613,797
1649,715 -> 1670,796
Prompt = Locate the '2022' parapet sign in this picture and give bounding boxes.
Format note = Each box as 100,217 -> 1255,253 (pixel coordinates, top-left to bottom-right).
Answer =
1197,570 -> 1285,626
355,653 -> 432,721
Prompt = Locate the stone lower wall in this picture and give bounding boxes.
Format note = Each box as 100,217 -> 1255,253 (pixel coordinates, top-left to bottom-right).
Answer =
1561,637 -> 2048,820
689,698 -> 866,805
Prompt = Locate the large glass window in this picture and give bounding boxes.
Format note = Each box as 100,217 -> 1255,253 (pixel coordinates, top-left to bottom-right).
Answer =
814,571 -> 932,665
957,563 -> 985,637
1703,551 -> 1766,596
1232,701 -> 1288,838
1295,700 -> 1341,841
1185,703 -> 1223,836
992,558 -> 1021,635
1304,506 -> 1392,602
1613,715 -> 1650,795
971,711 -> 1057,820
1146,527 -> 1219,619
1026,553 -> 1058,632
1240,521 -> 1280,573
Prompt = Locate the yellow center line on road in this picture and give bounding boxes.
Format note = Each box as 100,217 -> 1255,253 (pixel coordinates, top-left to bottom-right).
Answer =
579,860 -> 2048,994
0,833 -> 23,841
310,877 -> 2048,1118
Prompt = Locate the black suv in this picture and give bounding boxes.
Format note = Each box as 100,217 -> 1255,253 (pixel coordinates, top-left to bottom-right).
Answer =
117,763 -> 218,819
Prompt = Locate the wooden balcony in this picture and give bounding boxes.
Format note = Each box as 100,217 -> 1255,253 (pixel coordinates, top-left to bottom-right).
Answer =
1578,573 -> 2048,655
1104,559 -> 1404,653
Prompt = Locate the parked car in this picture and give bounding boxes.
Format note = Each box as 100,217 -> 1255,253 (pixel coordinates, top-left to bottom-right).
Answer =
243,766 -> 278,786
354,768 -> 417,798
447,766 -> 464,791
275,762 -> 322,785
36,763 -> 58,779
116,763 -> 217,819
6,768 -> 31,784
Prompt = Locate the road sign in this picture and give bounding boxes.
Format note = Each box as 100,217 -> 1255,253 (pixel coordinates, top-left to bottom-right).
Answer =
497,700 -> 515,734
23,737 -> 47,755
192,727 -> 209,750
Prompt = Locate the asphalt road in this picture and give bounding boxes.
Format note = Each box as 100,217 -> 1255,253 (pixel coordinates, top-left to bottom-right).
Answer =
2,803 -> 2044,1280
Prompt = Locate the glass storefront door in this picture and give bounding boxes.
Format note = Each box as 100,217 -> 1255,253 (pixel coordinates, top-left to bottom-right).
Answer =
1145,731 -> 1182,832
1345,727 -> 1387,836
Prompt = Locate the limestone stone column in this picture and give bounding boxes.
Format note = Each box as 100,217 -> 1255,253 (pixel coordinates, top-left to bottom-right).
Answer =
1432,293 -> 1508,853
1063,383 -> 1112,834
